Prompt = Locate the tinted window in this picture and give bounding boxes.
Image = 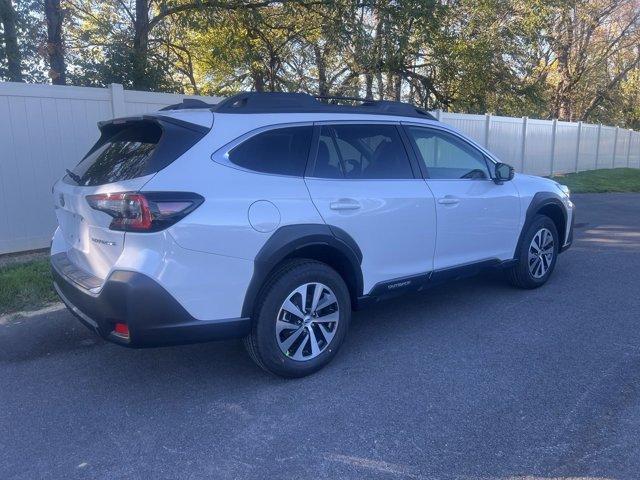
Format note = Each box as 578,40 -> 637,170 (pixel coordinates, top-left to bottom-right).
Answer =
70,122 -> 162,186
314,124 -> 413,179
228,126 -> 312,176
407,126 -> 490,179
68,119 -> 207,186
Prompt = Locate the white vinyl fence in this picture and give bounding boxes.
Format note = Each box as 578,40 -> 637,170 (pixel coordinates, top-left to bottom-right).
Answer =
0,82 -> 221,254
0,81 -> 639,255
435,111 -> 640,177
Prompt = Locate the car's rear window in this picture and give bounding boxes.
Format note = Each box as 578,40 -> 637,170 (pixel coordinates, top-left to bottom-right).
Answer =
67,119 -> 207,186
69,122 -> 162,186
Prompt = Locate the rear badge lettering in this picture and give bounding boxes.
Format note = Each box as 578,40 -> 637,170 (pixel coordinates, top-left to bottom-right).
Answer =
91,238 -> 116,246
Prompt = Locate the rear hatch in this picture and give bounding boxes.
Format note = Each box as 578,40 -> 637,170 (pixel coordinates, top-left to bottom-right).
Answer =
52,114 -> 210,281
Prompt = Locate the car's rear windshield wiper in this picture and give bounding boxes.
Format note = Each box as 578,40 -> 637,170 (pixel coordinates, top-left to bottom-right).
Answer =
65,169 -> 83,184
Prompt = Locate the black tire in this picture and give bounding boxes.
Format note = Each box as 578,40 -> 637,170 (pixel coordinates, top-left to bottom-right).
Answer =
243,259 -> 351,378
507,214 -> 559,289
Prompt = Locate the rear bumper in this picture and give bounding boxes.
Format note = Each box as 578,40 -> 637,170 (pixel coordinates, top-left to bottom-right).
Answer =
51,254 -> 250,347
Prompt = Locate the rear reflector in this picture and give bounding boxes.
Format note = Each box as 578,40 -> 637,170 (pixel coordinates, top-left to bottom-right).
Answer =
86,192 -> 204,232
113,323 -> 130,338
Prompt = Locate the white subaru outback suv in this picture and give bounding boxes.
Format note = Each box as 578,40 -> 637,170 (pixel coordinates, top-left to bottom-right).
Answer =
51,92 -> 574,377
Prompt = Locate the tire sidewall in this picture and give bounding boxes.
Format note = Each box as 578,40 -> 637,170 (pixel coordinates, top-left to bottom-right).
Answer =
254,262 -> 351,377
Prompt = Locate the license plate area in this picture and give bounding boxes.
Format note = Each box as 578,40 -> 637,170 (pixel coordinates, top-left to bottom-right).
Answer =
56,207 -> 84,248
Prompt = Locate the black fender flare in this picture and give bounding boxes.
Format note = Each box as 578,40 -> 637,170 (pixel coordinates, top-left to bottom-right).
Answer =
241,224 -> 363,318
515,191 -> 568,258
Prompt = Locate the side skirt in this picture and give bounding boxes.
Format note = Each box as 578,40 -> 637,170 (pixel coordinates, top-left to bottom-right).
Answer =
356,258 -> 516,309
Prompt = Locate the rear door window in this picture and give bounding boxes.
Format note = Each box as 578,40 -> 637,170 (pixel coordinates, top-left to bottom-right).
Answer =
227,126 -> 312,176
313,124 -> 413,179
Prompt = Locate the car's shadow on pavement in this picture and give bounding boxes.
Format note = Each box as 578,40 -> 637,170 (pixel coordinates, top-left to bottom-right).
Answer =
0,268 -> 510,378
1,306 -> 260,376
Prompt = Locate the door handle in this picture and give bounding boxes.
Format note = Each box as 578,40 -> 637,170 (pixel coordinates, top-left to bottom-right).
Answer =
437,196 -> 460,205
330,199 -> 361,211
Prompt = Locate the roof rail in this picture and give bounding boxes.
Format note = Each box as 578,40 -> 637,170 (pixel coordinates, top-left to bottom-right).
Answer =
214,92 -> 318,111
210,91 -> 437,120
159,98 -> 218,111
315,94 -> 371,104
315,94 -> 436,119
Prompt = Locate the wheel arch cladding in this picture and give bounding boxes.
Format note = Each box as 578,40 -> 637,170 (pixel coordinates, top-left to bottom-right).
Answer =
516,192 -> 567,257
241,224 -> 364,318
537,203 -> 566,242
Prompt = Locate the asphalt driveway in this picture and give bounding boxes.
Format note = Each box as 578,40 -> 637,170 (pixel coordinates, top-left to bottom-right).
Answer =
1,193 -> 639,480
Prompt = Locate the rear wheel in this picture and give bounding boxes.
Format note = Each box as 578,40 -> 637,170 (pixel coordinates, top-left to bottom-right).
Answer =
507,214 -> 559,289
244,259 -> 351,378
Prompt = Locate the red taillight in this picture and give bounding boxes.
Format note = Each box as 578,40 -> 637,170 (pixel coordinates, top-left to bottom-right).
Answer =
86,193 -> 152,231
86,192 -> 203,232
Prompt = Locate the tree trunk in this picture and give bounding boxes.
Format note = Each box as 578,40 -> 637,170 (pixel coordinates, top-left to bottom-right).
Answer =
267,49 -> 278,92
44,0 -> 65,85
373,7 -> 384,100
555,50 -> 572,120
365,73 -> 373,100
0,0 -> 23,82
314,44 -> 328,97
251,66 -> 265,92
393,74 -> 401,101
552,8 -> 573,120
132,0 -> 150,89
384,71 -> 395,99
375,72 -> 384,100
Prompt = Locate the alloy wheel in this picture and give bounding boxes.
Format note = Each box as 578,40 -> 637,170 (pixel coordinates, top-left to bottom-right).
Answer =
528,227 -> 554,278
276,282 -> 339,361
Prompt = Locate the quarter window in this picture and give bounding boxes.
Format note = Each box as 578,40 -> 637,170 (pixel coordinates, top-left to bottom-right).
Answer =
406,126 -> 490,180
227,126 -> 312,176
313,124 -> 413,179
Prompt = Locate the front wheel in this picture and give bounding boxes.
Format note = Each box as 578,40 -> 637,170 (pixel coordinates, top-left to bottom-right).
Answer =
507,214 -> 559,289
244,259 -> 351,378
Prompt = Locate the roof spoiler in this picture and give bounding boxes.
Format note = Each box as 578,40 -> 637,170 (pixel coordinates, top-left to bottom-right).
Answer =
97,114 -> 210,135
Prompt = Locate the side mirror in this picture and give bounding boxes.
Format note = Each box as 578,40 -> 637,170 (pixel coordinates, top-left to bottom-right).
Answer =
494,162 -> 514,183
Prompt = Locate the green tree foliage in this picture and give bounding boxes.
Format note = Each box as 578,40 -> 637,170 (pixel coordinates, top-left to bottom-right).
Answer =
1,0 -> 638,127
